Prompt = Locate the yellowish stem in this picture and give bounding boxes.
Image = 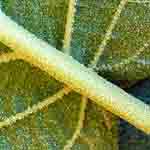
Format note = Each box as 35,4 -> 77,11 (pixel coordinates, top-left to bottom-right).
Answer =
0,10 -> 150,134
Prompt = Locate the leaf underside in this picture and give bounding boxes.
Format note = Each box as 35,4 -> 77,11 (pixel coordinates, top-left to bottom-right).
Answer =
0,0 -> 149,149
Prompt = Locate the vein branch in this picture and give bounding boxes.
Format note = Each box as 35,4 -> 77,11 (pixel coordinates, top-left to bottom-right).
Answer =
63,1 -> 88,148
63,0 -> 77,54
90,0 -> 128,66
63,97 -> 87,150
95,42 -> 149,72
0,87 -> 70,129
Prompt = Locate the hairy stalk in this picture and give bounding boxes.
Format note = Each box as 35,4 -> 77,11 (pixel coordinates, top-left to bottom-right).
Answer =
63,0 -> 76,54
63,97 -> 87,150
90,0 -> 128,67
0,10 -> 150,134
0,87 -> 71,129
95,42 -> 149,72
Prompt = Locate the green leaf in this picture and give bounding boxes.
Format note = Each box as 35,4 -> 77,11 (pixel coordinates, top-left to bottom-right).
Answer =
0,60 -> 118,149
70,0 -> 150,81
0,0 -> 119,149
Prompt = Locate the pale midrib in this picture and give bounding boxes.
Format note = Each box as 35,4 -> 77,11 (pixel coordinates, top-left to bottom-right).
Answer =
0,7 -> 150,135
0,1 -> 148,149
